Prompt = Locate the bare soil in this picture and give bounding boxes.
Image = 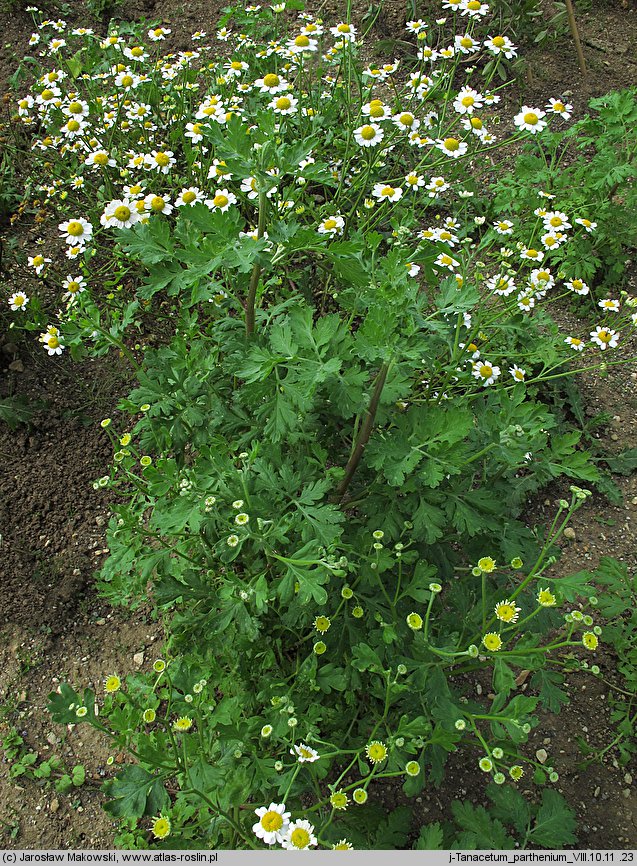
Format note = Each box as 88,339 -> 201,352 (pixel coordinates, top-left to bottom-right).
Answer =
1,0 -> 636,850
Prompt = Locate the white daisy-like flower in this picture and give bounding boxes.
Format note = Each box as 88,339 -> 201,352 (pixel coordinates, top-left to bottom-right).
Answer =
184,121 -> 205,143
354,122 -> 384,148
146,149 -> 176,173
436,137 -> 468,158
253,72 -> 289,93
148,26 -> 171,41
426,176 -> 450,197
100,199 -> 140,228
566,278 -> 589,295
205,189 -> 237,213
269,94 -> 298,114
253,803 -> 291,845
517,291 -> 535,312
61,274 -> 86,300
493,219 -> 514,235
461,0 -> 489,17
85,150 -> 117,169
598,298 -> 620,313
565,336 -> 585,351
486,274 -> 516,296
372,183 -> 402,202
175,187 -> 204,207
393,110 -> 419,131
144,193 -> 173,215
541,232 -> 566,250
39,325 -> 64,356
27,254 -> 52,274
484,34 -> 517,57
291,743 -> 320,763
546,97 -> 573,119
530,268 -> 555,290
59,217 -> 93,246
432,227 -> 459,246
509,365 -> 526,382
454,33 -> 479,54
435,253 -> 460,271
287,34 -> 318,53
520,247 -> 544,263
543,211 -> 571,231
281,819 -> 318,850
453,86 -> 483,115
590,326 -> 619,350
329,22 -> 357,41
514,106 -> 547,133
317,215 -> 344,235
405,171 -> 425,190
575,217 -> 597,233
472,361 -> 500,386
8,292 -> 29,311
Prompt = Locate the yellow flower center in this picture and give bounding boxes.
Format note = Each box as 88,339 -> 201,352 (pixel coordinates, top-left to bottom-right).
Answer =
14,294 -> 25,304
67,281 -> 81,293
150,196 -> 165,212
121,75 -> 133,87
537,271 -> 550,281
598,330 -> 611,342
154,152 -> 170,166
439,229 -> 451,239
294,34 -> 310,47
572,280 -> 583,290
553,101 -> 565,112
381,186 -> 395,197
443,137 -> 459,151
290,828 -> 311,848
231,61 -> 243,69
114,205 -> 131,221
479,365 -> 492,377
182,191 -> 196,203
323,219 -> 337,230
460,37 -> 473,48
275,96 -> 291,110
131,46 -> 144,56
549,216 -> 562,226
213,194 -> 229,208
360,125 -> 377,140
263,73 -> 280,87
337,23 -> 351,32
261,811 -> 283,832
369,105 -> 384,118
523,112 -> 539,125
41,89 -> 54,100
471,117 -> 483,129
67,119 -> 80,131
461,95 -> 475,107
47,336 -> 60,349
492,36 -> 505,47
467,1 -> 481,9
399,112 -> 414,126
93,151 -> 109,165
526,248 -> 538,257
153,28 -> 163,36
67,221 -> 84,236
68,101 -> 83,113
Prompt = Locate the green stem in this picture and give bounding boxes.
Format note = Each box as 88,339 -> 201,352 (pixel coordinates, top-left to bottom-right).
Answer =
245,188 -> 268,336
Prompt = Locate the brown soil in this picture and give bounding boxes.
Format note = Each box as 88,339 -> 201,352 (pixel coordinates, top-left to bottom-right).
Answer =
1,0 -> 636,851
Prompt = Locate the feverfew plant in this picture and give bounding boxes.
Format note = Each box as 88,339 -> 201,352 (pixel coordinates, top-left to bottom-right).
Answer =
2,0 -> 627,850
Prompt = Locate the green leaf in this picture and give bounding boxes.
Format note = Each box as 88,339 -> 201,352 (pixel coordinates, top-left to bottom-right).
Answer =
103,766 -> 170,819
486,782 -> 531,835
414,822 -> 444,850
531,669 -> 569,713
371,806 -> 412,849
528,789 -> 577,848
451,801 -> 515,849
116,220 -> 174,266
351,643 -> 384,672
603,447 -> 637,475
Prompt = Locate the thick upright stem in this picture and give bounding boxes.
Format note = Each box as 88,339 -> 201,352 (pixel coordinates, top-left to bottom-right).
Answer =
564,0 -> 587,75
245,188 -> 268,336
335,361 -> 389,501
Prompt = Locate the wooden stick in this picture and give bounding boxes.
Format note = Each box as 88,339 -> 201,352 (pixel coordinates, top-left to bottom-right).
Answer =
564,0 -> 587,75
